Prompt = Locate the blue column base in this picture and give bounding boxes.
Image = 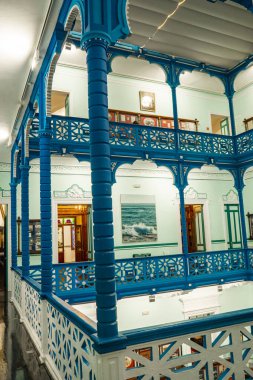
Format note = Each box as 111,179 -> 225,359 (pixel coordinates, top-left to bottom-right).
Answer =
91,333 -> 127,354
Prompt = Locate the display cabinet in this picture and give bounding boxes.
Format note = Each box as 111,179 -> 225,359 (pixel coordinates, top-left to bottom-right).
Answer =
108,109 -> 199,131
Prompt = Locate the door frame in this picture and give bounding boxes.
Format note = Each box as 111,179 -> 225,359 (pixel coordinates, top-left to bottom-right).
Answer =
0,197 -> 11,291
52,198 -> 92,264
176,198 -> 211,252
223,201 -> 242,249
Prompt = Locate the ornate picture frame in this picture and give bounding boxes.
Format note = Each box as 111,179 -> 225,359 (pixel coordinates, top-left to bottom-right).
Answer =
139,91 -> 156,112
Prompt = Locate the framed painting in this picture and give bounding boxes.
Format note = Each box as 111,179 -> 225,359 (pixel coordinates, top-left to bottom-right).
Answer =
139,91 -> 156,112
121,202 -> 158,243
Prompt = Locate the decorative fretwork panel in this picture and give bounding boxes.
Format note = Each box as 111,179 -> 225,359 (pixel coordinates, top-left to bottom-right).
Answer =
24,283 -> 42,343
47,303 -> 96,380
55,262 -> 95,294
30,115 -> 249,159
29,250 -> 252,297
149,128 -> 175,150
124,323 -> 253,379
114,255 -> 185,285
13,271 -> 22,307
109,124 -> 138,147
30,117 -> 40,138
237,131 -> 253,155
179,131 -> 234,155
188,250 -> 246,277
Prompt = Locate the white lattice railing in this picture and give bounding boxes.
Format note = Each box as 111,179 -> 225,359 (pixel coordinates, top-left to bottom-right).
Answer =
123,323 -> 253,380
47,302 -> 96,379
13,270 -> 22,311
11,269 -> 253,380
11,270 -> 98,380
24,282 -> 42,345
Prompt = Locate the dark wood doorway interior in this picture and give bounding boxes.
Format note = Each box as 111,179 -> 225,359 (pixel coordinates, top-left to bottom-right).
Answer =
57,204 -> 91,263
185,204 -> 206,253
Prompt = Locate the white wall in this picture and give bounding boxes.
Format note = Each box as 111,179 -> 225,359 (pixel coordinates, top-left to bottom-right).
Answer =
73,282 -> 253,331
53,64 -> 230,133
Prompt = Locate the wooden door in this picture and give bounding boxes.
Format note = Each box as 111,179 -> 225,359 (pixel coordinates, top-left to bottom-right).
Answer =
185,205 -> 197,253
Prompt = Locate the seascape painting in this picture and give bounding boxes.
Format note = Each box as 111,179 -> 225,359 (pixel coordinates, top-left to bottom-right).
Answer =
121,203 -> 157,243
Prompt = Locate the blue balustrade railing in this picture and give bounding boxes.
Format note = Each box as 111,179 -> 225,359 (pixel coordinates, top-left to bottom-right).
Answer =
178,130 -> 234,156
236,129 -> 253,155
30,115 -> 252,158
28,249 -> 252,300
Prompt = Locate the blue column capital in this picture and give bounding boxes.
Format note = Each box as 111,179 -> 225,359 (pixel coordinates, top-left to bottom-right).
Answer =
81,0 -> 130,44
81,32 -> 111,50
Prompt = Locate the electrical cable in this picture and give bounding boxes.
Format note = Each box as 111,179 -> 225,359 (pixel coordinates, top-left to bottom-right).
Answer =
141,0 -> 187,48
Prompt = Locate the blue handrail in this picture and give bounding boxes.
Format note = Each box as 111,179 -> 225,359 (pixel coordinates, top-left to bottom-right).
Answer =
29,115 -> 248,158
27,249 -> 253,299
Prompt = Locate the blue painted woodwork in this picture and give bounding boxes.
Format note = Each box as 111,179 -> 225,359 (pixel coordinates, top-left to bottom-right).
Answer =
178,187 -> 188,254
83,36 -> 119,340
10,180 -> 17,268
233,168 -> 248,249
10,145 -> 18,268
28,249 -> 253,302
39,75 -> 53,295
20,126 -> 30,277
29,116 -> 238,162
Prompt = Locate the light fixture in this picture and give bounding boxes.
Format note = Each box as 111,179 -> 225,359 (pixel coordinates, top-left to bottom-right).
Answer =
0,127 -> 9,143
0,25 -> 31,64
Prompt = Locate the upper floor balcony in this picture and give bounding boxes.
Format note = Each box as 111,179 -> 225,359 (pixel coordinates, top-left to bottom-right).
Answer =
29,113 -> 253,164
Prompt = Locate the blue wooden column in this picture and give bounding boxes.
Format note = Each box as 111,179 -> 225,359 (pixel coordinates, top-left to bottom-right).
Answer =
178,186 -> 189,254
84,36 -> 119,340
80,0 -> 130,347
20,127 -> 30,277
164,63 -> 181,148
224,76 -> 236,137
233,169 -> 248,249
39,75 -> 53,295
174,163 -> 189,254
10,147 -> 18,268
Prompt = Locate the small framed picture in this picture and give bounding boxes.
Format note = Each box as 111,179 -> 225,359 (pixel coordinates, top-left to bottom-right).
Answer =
139,91 -> 156,112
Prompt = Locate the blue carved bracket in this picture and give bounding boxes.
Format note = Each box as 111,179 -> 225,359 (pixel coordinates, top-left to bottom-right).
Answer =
81,0 -> 130,46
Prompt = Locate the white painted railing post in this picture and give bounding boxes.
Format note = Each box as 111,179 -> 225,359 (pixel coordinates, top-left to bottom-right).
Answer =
20,280 -> 26,322
39,298 -> 48,363
96,351 -> 125,380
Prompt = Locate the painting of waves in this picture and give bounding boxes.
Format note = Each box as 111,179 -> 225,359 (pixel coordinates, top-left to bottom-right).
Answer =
121,203 -> 157,243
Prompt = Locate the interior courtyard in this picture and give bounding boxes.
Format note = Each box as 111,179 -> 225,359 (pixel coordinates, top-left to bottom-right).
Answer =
1,0 -> 253,379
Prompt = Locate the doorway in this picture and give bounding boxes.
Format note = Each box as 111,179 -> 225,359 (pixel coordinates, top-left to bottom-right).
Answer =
185,204 -> 206,253
0,204 -> 7,290
57,204 -> 91,263
224,204 -> 242,249
211,114 -> 230,136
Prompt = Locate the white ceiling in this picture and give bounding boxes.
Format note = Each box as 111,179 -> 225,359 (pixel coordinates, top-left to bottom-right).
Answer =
0,0 -> 63,155
125,0 -> 253,68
